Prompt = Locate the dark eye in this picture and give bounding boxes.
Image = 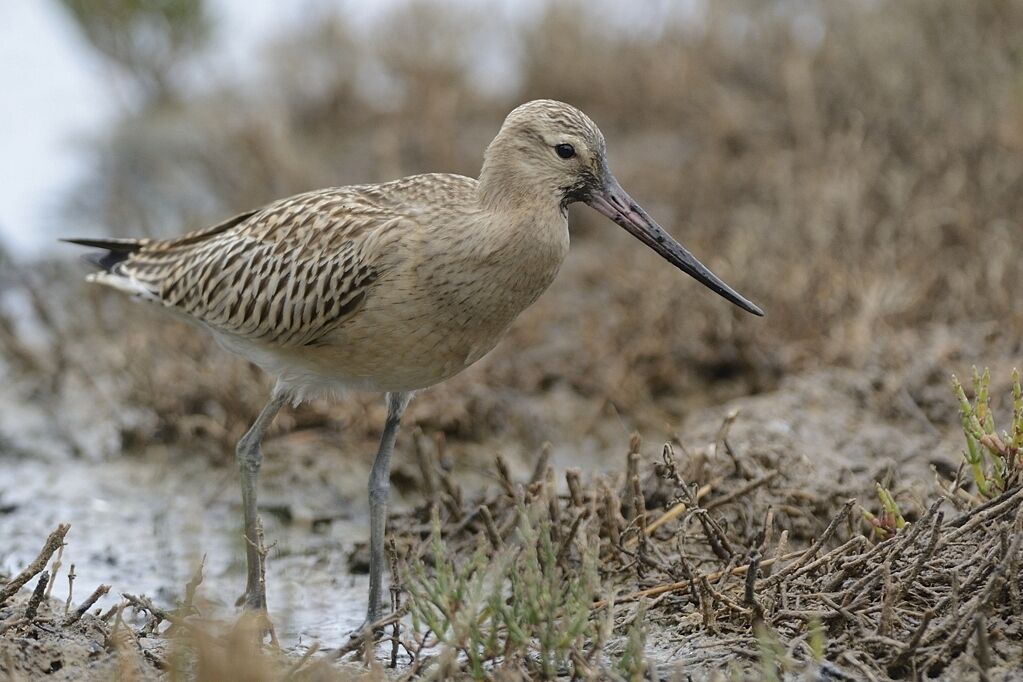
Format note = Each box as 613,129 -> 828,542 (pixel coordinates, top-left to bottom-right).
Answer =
554,143 -> 576,159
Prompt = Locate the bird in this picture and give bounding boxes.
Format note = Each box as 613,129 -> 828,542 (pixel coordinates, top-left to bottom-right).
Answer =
64,99 -> 763,633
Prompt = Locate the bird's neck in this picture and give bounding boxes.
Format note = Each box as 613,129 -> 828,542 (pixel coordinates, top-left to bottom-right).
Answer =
475,140 -> 570,279
475,170 -> 568,262
477,145 -> 562,216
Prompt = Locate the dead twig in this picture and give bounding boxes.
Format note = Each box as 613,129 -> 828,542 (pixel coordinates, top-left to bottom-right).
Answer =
123,593 -> 181,627
974,612 -> 992,682
23,571 -> 48,622
44,543 -> 63,600
704,470 -> 779,511
595,548 -> 806,607
946,485 -> 1023,538
335,606 -> 410,659
65,584 -> 110,626
63,564 -> 76,617
762,499 -> 855,588
388,537 -> 403,669
413,427 -> 439,503
0,523 -> 69,606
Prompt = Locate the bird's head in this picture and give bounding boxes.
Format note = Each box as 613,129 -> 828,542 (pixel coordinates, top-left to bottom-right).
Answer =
482,99 -> 764,317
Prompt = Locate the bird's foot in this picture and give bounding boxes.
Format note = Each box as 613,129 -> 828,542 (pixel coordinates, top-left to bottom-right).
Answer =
350,615 -> 384,642
234,593 -> 278,647
337,623 -> 377,660
337,611 -> 395,660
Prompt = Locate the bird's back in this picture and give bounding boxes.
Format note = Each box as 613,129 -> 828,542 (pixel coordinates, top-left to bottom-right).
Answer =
69,174 -> 478,348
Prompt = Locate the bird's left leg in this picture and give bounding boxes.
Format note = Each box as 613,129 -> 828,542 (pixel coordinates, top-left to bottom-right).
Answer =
236,391 -> 288,614
365,391 -> 414,626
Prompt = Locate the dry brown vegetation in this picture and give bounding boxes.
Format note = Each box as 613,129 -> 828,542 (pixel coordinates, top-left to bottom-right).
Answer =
385,402 -> 1023,680
2,0 -> 1023,679
4,0 -> 1017,451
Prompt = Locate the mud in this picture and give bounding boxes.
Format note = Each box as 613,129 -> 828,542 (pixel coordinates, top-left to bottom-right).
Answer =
1,329 -> 1019,680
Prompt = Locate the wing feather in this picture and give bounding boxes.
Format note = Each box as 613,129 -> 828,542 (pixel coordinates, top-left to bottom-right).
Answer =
68,173 -> 479,347
103,188 -> 387,347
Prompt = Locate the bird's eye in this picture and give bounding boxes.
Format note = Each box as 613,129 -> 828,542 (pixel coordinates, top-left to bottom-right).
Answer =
554,143 -> 576,159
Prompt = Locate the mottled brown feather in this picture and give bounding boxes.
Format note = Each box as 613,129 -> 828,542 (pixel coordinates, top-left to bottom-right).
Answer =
98,176 -> 476,348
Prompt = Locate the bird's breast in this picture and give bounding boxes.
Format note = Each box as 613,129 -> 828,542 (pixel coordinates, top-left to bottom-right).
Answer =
425,215 -> 569,354
284,213 -> 570,392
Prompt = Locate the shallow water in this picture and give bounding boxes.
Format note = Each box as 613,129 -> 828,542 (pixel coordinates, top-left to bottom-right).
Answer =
0,454 -> 369,649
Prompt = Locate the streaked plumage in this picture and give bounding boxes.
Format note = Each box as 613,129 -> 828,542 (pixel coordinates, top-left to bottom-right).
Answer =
65,99 -> 762,632
70,170 -> 570,399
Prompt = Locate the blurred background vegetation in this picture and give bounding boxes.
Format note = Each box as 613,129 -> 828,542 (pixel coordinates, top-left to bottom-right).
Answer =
2,0 -> 1023,463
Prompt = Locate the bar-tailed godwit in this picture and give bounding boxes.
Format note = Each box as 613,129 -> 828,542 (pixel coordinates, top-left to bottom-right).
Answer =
65,99 -> 763,631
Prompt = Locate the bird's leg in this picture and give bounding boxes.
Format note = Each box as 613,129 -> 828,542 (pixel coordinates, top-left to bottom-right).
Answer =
366,391 -> 413,626
236,392 -> 287,612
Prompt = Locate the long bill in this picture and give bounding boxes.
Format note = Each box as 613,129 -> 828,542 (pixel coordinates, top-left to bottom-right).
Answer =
586,176 -> 764,317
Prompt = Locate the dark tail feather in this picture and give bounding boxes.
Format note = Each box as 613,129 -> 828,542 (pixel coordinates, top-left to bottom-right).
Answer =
60,237 -> 143,272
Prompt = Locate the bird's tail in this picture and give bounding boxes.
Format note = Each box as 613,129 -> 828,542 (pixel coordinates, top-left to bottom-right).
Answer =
60,237 -> 145,272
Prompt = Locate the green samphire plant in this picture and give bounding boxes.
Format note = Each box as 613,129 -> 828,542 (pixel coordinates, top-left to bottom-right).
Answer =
952,367 -> 1023,500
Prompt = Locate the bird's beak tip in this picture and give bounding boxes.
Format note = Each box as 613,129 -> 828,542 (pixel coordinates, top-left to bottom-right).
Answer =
587,179 -> 765,319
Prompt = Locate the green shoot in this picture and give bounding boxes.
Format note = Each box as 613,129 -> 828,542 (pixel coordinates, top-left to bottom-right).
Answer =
951,368 -> 1023,502
862,483 -> 906,538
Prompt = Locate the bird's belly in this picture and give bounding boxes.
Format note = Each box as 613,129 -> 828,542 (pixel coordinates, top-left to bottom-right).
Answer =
302,273 -> 554,391
290,313 -> 507,392
237,229 -> 568,396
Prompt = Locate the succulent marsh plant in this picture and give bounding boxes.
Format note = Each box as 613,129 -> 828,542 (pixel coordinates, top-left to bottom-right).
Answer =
952,368 -> 1023,502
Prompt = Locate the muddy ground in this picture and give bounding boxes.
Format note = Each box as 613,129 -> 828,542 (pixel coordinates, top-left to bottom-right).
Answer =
2,321 -> 1021,680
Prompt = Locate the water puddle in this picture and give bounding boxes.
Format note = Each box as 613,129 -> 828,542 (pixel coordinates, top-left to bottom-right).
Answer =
0,454 -> 368,649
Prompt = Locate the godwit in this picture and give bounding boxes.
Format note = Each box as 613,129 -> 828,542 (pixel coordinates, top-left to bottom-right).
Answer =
65,100 -> 763,629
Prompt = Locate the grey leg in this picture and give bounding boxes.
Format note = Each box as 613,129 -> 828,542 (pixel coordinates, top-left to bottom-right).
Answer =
366,391 -> 413,624
236,392 -> 288,611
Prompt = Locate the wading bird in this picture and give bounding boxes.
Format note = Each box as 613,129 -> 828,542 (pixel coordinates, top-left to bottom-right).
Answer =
65,100 -> 763,631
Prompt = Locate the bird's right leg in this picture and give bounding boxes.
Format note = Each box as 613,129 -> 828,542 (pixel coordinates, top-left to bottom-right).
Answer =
365,391 -> 413,626
236,392 -> 288,611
